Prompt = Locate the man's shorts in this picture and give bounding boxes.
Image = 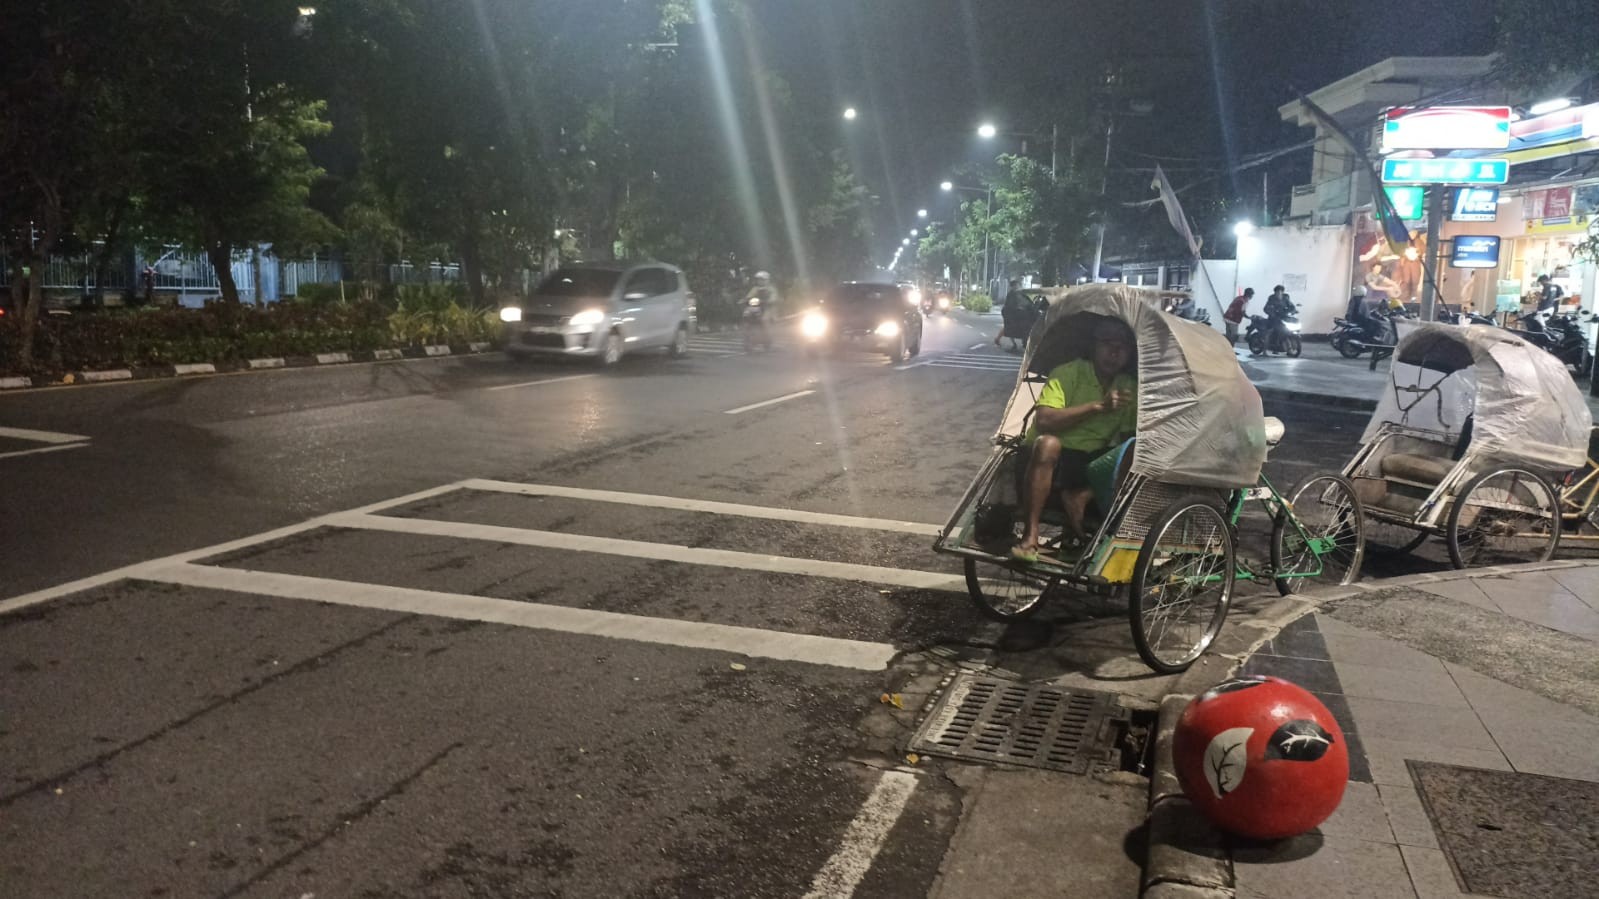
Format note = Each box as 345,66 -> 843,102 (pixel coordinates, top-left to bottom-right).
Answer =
1052,445 -> 1113,490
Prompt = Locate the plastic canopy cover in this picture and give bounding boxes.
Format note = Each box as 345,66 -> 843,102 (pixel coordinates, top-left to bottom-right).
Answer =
996,284 -> 1267,489
1362,322 -> 1593,471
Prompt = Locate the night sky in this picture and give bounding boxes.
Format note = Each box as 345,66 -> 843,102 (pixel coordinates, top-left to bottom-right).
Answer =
751,0 -> 1497,258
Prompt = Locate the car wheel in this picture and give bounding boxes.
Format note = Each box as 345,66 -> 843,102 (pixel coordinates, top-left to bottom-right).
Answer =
669,324 -> 689,358
600,331 -> 624,366
889,334 -> 906,363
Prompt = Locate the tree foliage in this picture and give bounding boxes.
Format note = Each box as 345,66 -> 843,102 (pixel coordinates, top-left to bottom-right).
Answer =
1494,0 -> 1599,87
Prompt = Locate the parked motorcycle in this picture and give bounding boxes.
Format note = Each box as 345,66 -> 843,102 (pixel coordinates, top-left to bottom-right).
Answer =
1519,311 -> 1595,379
1245,299 -> 1302,357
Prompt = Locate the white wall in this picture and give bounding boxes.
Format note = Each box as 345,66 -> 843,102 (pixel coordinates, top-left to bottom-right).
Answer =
1235,224 -> 1353,334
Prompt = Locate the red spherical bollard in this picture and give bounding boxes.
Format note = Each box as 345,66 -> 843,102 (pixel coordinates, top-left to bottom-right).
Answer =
1173,675 -> 1349,840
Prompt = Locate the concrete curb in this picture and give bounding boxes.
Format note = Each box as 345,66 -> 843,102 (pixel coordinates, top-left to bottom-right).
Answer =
1254,386 -> 1378,412
1142,694 -> 1232,898
0,343 -> 502,391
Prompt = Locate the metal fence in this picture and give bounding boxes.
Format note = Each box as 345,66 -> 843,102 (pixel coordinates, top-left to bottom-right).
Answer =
2,247 -> 467,304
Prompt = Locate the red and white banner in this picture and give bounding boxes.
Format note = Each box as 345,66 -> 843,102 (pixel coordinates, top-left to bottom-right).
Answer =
1382,106 -> 1512,152
1524,187 -> 1574,220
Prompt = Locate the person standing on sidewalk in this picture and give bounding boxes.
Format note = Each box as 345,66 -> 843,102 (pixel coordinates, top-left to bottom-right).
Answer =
995,279 -> 1027,351
1223,287 -> 1253,345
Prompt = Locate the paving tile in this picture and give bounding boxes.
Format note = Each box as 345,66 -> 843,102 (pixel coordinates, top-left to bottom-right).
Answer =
1317,781 -> 1394,844
1240,654 -> 1343,694
1335,662 -> 1469,708
1376,781 -> 1439,850
1361,736 -> 1510,787
1398,845 -> 1472,899
1414,579 -> 1501,613
1322,632 -> 1449,674
1234,833 -> 1415,899
1343,730 -> 1374,785
1485,591 -> 1599,639
1256,614 -> 1332,660
1344,696 -> 1499,751
1314,613 -> 1365,637
1446,664 -> 1599,782
1547,567 -> 1599,610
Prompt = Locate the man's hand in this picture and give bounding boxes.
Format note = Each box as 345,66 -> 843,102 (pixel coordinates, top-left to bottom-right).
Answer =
1098,390 -> 1131,413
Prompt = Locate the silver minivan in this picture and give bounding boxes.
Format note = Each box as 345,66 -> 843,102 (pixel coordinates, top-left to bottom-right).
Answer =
501,262 -> 695,365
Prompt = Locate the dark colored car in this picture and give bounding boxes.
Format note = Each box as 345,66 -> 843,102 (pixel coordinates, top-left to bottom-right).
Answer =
799,282 -> 924,362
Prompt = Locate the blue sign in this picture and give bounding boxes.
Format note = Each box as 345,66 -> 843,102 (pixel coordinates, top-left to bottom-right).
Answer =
1450,235 -> 1501,269
1450,187 -> 1499,222
1381,157 -> 1509,185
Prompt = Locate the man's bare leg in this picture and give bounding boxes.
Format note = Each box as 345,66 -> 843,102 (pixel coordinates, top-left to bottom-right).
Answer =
1062,487 -> 1094,540
1016,435 -> 1061,555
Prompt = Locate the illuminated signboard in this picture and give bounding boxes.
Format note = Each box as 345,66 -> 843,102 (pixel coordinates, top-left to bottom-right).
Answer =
1450,235 -> 1501,269
1449,188 -> 1498,222
1385,186 -> 1425,220
1382,157 -> 1509,185
1382,107 -> 1512,152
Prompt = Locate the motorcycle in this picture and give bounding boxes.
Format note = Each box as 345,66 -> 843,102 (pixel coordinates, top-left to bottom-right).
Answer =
1331,305 -> 1405,358
742,293 -> 773,351
1524,311 -> 1595,379
1245,300 -> 1302,357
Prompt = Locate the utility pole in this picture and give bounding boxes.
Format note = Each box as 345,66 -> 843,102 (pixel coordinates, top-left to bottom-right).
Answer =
1051,123 -> 1058,182
1090,118 -> 1114,282
1420,186 -> 1444,321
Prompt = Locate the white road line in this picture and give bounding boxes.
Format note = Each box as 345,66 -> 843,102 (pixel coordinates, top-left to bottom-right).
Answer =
968,342 -> 986,350
485,374 -> 597,392
137,561 -> 899,671
0,426 -> 90,444
892,361 -> 932,371
802,771 -> 919,898
0,481 -> 472,616
459,479 -> 942,535
0,442 -> 89,460
723,389 -> 815,415
327,511 -> 965,591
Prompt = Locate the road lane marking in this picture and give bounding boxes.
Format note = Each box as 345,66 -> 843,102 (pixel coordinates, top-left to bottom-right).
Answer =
723,389 -> 815,415
485,374 -> 597,392
892,361 -> 931,371
802,771 -> 919,898
459,479 -> 942,535
136,561 -> 900,671
0,481 -> 471,616
325,511 -> 965,591
0,442 -> 89,460
0,426 -> 90,444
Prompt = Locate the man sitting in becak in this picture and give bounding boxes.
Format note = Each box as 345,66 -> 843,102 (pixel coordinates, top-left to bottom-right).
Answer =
1012,318 -> 1138,561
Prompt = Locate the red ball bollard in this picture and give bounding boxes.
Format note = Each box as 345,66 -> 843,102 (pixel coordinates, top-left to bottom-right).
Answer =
1173,675 -> 1348,840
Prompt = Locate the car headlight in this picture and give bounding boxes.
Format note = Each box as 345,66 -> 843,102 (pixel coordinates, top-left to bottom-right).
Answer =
937,296 -> 951,309
569,309 -> 606,327
876,320 -> 901,338
801,312 -> 828,338
908,289 -> 922,305
499,307 -> 522,323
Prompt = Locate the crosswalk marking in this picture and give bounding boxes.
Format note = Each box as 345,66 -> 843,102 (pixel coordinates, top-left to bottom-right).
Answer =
689,333 -> 751,356
0,425 -> 93,460
899,351 -> 1023,374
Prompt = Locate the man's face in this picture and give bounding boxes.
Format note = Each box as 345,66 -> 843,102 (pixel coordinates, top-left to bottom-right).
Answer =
1093,335 -> 1132,371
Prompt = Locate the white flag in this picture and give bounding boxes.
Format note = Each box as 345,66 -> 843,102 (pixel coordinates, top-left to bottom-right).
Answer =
1151,165 -> 1202,259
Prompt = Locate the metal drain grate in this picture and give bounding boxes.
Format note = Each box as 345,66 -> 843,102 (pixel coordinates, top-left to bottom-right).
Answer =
907,674 -> 1123,774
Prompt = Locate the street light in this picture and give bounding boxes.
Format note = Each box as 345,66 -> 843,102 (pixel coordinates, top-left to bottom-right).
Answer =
843,106 -> 858,121
1233,221 -> 1255,238
910,229 -> 919,236
902,238 -> 910,245
977,122 -> 998,139
940,181 -> 954,192
1529,97 -> 1574,116
917,208 -> 928,218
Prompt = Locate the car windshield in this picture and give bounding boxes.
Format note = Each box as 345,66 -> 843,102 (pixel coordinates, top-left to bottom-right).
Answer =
536,268 -> 620,298
828,284 -> 900,311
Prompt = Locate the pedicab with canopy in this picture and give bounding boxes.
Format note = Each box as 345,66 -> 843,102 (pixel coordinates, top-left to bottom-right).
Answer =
1341,322 -> 1594,567
934,284 -> 1367,673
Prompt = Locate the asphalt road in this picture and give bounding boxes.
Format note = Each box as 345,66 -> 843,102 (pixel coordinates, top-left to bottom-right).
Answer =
0,311 -> 1376,898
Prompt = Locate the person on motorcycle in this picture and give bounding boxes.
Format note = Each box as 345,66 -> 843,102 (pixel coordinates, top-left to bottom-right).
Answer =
1012,318 -> 1138,562
742,271 -> 780,349
1262,284 -> 1294,351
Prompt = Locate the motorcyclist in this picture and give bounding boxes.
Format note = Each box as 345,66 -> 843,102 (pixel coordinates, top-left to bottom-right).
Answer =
742,271 -> 780,349
1262,284 -> 1295,351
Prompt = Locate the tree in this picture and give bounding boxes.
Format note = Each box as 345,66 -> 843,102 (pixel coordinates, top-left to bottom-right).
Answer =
1494,0 -> 1599,86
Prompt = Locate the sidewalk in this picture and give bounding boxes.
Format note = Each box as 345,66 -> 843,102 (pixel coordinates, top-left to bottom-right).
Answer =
1152,560 -> 1599,898
1239,340 -> 1599,421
